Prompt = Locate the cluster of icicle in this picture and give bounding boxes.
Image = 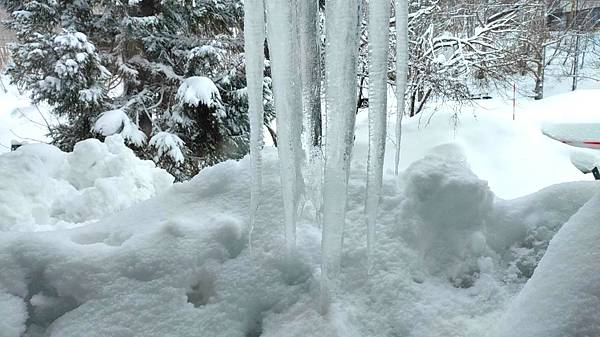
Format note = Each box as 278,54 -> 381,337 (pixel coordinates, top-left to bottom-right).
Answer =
244,0 -> 408,313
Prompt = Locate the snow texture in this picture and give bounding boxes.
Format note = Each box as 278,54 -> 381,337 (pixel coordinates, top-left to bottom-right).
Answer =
394,0 -> 409,175
0,135 -> 173,232
491,191 -> 600,337
266,0 -> 304,254
93,109 -> 147,146
321,0 -> 361,310
366,0 -> 391,269
0,144 -> 596,337
243,0 -> 266,246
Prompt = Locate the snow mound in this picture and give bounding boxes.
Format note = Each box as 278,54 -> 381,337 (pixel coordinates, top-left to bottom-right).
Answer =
402,144 -> 494,283
491,192 -> 600,337
0,135 -> 173,231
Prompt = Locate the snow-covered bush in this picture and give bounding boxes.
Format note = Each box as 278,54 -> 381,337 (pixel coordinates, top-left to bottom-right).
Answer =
0,135 -> 173,231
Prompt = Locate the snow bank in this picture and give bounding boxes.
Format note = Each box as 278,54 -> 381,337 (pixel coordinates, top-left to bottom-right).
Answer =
491,192 -> 600,337
0,135 -> 173,231
0,145 -> 596,337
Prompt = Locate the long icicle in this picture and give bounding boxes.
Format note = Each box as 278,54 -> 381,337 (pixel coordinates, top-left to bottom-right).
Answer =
244,0 -> 266,250
320,0 -> 360,314
265,0 -> 303,256
394,0 -> 409,176
366,0 -> 391,271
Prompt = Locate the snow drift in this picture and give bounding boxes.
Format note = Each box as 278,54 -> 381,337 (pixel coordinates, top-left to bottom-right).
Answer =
0,144 -> 597,337
0,135 -> 173,232
491,191 -> 600,337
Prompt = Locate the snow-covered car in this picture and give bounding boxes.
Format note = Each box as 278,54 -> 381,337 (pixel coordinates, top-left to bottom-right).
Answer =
542,122 -> 600,150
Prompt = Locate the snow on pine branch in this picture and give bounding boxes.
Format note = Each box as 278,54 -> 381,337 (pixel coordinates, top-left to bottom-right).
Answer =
93,109 -> 147,147
149,132 -> 185,164
176,76 -> 225,118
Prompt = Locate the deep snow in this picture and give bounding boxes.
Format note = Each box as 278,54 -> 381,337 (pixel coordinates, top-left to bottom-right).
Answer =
0,140 -> 598,336
2,74 -> 600,336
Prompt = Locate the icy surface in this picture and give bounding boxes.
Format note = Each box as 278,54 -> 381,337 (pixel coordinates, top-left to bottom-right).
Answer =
0,135 -> 173,231
491,192 -> 600,337
266,0 -> 304,253
243,0 -> 265,244
366,0 -> 392,267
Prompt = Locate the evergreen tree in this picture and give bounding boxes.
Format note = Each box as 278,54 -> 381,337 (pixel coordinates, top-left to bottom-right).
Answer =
2,0 -> 274,180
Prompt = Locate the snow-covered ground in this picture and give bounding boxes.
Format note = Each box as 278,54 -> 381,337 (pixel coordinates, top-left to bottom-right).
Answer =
1,72 -> 600,336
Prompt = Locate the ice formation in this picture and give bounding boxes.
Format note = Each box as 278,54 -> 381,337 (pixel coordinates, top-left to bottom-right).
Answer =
320,0 -> 361,311
243,0 -> 266,248
394,0 -> 409,175
366,0 -> 392,269
265,0 -> 304,254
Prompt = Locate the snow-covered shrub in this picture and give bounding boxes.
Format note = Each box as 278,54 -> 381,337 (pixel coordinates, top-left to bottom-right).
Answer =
0,135 -> 173,231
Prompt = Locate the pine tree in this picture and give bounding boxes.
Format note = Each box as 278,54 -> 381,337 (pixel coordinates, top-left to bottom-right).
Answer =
2,0 -> 275,180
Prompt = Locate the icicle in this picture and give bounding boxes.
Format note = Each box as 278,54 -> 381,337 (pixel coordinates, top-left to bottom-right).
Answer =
297,0 -> 324,223
298,0 -> 322,150
265,0 -> 304,255
365,0 -> 391,271
244,0 -> 266,249
394,0 -> 409,176
320,0 -> 360,313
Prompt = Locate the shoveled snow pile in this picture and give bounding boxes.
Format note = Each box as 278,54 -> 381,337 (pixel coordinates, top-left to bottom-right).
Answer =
0,144 -> 597,337
0,135 -> 173,232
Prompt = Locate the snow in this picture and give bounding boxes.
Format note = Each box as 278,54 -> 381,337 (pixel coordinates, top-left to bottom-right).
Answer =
0,135 -> 173,232
0,145 -> 597,337
149,132 -> 185,164
93,109 -> 147,147
176,76 -> 224,115
0,77 -> 52,154
0,292 -> 27,337
353,89 -> 600,199
491,191 -> 600,337
3,40 -> 600,337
